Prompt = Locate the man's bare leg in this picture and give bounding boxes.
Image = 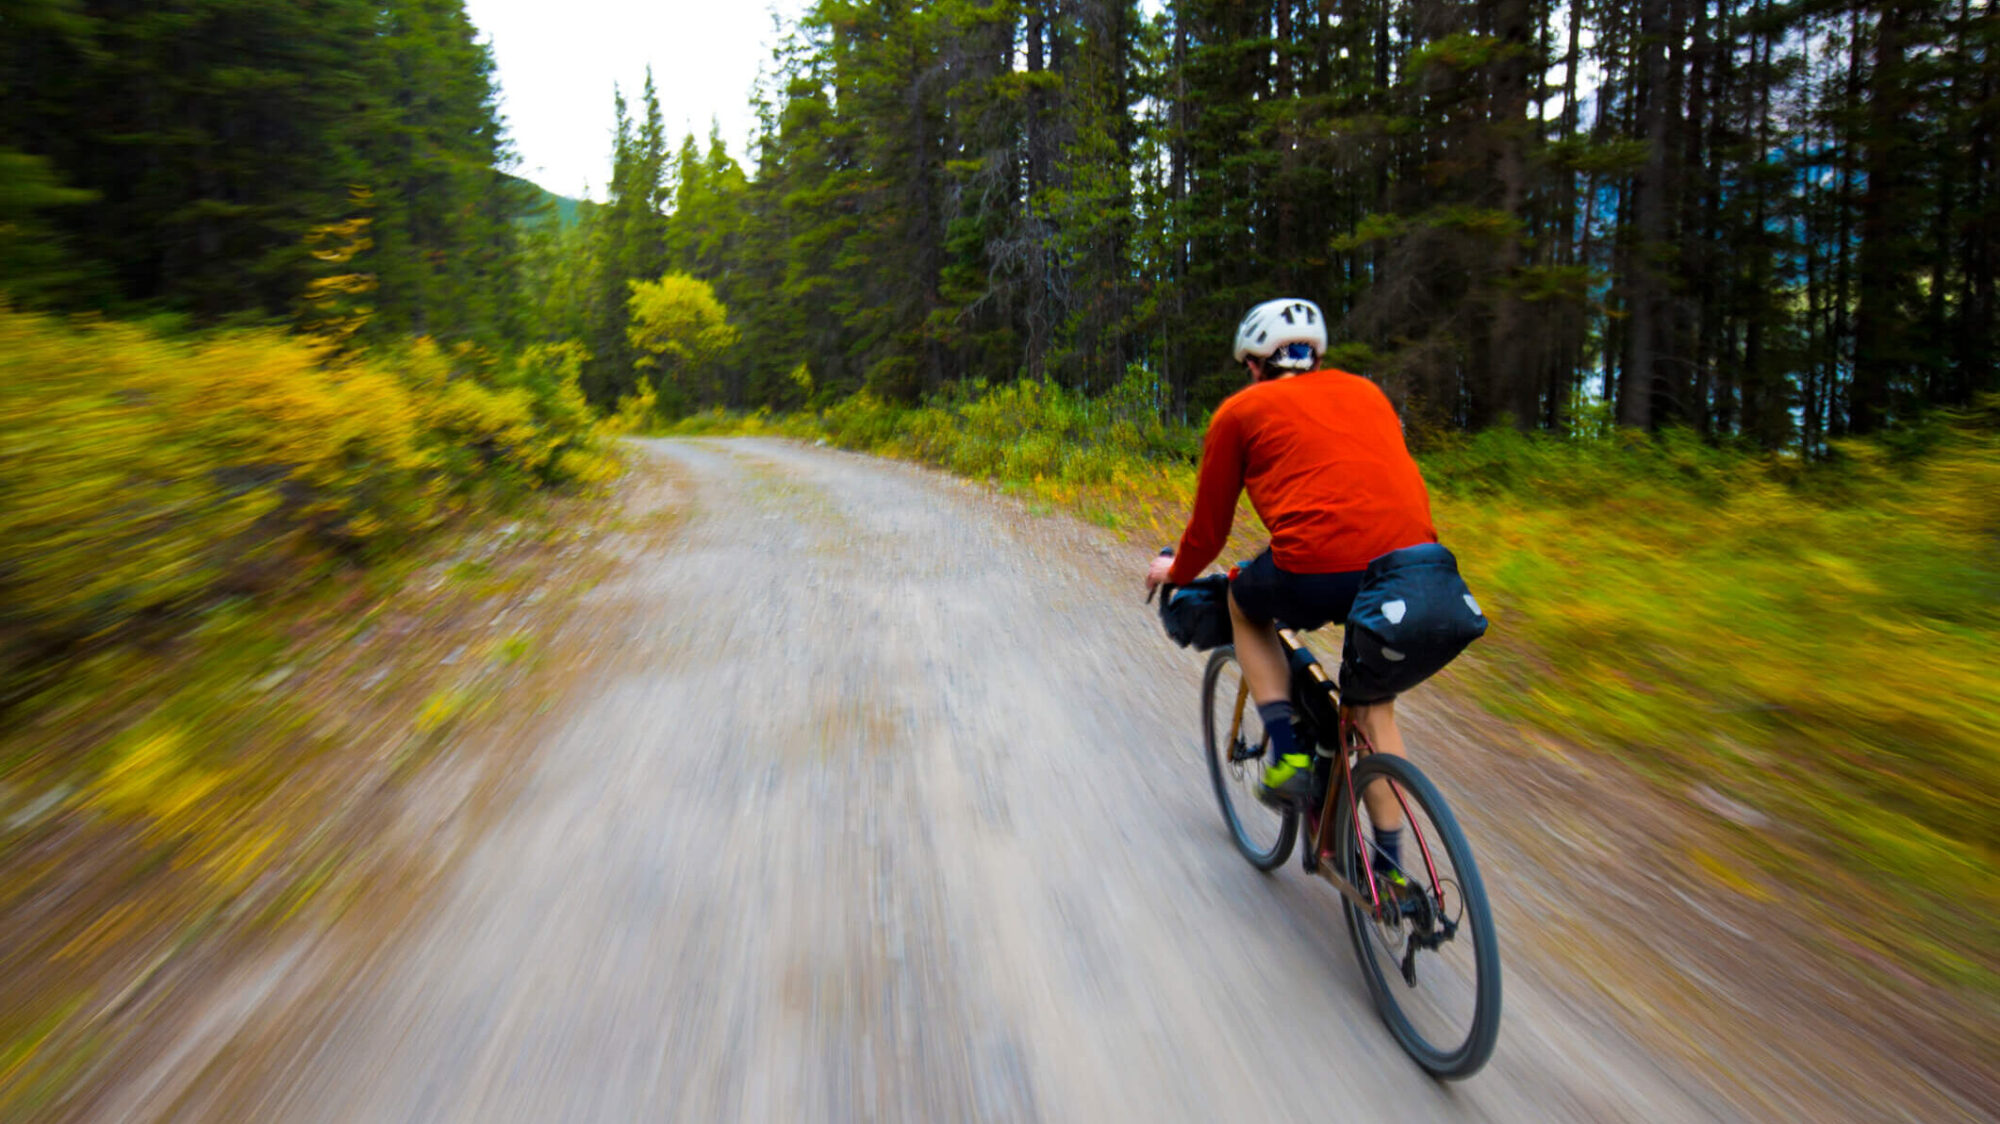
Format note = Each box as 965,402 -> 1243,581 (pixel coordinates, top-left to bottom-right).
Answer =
1226,587 -> 1290,704
1228,587 -> 1412,835
1350,701 -> 1407,834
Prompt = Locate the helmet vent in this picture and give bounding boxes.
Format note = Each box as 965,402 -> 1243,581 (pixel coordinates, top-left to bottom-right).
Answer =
1232,297 -> 1328,364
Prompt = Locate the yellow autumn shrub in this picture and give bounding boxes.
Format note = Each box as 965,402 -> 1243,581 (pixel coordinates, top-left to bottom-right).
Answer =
0,307 -> 608,682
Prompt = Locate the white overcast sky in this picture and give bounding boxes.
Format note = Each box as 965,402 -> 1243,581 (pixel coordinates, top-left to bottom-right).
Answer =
464,1 -> 813,200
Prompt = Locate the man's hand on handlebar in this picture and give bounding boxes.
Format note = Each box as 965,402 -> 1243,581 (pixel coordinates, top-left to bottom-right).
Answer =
1145,548 -> 1175,595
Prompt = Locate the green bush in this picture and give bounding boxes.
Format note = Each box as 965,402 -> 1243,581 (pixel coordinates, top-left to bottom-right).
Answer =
811,367 -> 1199,484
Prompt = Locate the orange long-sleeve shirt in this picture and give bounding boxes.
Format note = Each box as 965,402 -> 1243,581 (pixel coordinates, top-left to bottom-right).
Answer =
1166,369 -> 1436,586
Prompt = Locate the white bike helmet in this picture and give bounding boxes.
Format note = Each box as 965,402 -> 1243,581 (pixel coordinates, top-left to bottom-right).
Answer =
1232,297 -> 1327,370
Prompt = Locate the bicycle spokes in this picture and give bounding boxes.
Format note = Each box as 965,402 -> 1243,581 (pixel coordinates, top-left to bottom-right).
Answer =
1198,640 -> 1498,1077
1203,649 -> 1298,871
1337,753 -> 1500,1078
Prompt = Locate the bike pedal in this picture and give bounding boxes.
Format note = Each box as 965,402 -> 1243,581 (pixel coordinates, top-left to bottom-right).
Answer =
1253,787 -> 1292,811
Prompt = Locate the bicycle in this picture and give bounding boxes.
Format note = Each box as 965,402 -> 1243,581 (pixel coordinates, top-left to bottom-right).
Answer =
1197,616 -> 1502,1078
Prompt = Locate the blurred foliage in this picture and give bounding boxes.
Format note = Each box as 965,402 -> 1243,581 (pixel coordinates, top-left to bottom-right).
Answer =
297,192 -> 378,347
624,272 -> 739,419
0,306 -> 613,708
660,406 -> 820,440
605,378 -> 662,436
1423,421 -> 2000,987
0,494 -> 607,1117
674,384 -> 2000,989
0,148 -> 96,307
0,305 -> 615,1112
815,367 -> 1200,484
0,2 -> 601,1106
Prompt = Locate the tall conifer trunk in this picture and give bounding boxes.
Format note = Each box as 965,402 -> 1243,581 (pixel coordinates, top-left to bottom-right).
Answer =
1853,0 -> 1916,433
1621,0 -> 1672,429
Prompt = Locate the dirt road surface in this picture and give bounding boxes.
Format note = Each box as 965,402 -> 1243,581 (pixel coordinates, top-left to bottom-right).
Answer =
89,439 -> 1818,1121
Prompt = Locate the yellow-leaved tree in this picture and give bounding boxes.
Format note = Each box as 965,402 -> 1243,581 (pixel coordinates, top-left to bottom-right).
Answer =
623,272 -> 738,422
299,186 -> 377,346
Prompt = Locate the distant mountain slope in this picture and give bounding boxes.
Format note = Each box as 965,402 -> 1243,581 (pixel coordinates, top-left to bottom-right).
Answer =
509,174 -> 582,229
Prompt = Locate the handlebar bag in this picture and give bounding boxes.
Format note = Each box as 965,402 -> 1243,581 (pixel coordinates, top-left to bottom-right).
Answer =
1159,573 -> 1234,651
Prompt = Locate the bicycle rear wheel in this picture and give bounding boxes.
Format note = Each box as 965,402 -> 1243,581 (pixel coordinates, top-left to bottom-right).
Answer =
1333,752 -> 1501,1078
1202,647 -> 1296,871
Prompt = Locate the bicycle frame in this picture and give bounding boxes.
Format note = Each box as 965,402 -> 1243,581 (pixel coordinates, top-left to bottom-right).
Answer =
1272,628 -> 1446,922
1205,619 -> 1501,1077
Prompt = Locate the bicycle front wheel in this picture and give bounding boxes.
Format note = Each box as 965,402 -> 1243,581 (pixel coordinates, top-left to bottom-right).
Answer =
1202,646 -> 1296,871
1333,752 -> 1501,1078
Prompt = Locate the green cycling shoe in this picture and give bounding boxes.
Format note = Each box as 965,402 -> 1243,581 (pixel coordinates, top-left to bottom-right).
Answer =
1370,856 -> 1425,918
1257,753 -> 1318,809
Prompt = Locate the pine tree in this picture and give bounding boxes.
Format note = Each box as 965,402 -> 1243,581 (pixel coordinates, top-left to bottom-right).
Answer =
0,0 -> 533,345
576,75 -> 673,407
525,0 -> 1997,440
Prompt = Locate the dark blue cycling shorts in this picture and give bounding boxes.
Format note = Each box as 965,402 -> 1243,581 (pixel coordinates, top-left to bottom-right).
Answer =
1229,543 -> 1488,705
1226,549 -> 1365,632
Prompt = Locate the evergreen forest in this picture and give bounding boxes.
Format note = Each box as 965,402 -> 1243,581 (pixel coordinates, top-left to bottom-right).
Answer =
5,0 -> 1995,447
541,0 -> 1998,448
3,0 -> 542,341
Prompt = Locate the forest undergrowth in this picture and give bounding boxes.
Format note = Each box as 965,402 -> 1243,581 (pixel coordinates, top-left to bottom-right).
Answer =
0,308 -> 617,1113
659,382 -> 2000,996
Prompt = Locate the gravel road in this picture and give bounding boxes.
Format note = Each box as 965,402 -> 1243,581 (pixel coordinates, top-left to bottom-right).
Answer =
115,438 -> 1742,1122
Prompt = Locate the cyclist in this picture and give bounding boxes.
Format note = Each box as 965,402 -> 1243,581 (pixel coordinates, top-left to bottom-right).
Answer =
1144,298 -> 1484,875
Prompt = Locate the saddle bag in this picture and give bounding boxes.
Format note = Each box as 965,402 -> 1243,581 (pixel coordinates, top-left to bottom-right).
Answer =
1340,543 -> 1487,701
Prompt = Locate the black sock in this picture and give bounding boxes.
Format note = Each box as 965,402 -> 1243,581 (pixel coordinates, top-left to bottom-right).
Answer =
1255,700 -> 1298,757
1374,827 -> 1403,869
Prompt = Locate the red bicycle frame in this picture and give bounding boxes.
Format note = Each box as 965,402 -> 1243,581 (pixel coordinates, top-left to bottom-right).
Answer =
1276,627 -> 1446,920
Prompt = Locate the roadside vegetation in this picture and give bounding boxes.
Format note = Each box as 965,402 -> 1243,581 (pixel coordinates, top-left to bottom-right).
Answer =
656,383 -> 2000,994
2,3 -> 617,1104
3,310 -> 609,701
0,306 -> 614,1114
